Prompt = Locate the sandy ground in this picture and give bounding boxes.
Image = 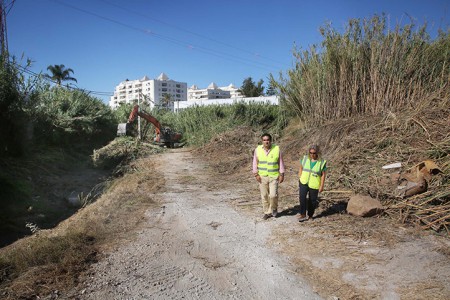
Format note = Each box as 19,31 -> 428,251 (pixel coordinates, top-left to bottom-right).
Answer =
67,149 -> 450,300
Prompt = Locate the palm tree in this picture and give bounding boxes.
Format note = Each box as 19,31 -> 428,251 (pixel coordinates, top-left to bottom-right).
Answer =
161,93 -> 172,109
45,64 -> 77,86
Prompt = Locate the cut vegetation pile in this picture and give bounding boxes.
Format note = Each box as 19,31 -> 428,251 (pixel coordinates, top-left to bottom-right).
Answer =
283,96 -> 449,233
194,125 -> 262,175
92,136 -> 164,171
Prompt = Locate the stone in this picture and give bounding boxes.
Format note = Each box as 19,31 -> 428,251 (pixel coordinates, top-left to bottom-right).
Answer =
347,194 -> 384,217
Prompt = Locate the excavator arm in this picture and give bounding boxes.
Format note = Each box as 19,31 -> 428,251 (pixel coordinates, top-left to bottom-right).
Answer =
118,105 -> 183,147
128,105 -> 161,136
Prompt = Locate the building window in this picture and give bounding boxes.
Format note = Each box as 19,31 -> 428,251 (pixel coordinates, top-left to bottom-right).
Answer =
162,83 -> 167,87
176,84 -> 180,88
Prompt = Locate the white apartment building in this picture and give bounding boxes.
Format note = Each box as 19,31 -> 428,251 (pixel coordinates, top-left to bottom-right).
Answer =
109,73 -> 187,111
187,82 -> 243,101
220,83 -> 243,98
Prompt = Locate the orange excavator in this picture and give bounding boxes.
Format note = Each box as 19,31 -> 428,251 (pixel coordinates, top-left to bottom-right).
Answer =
117,105 -> 183,148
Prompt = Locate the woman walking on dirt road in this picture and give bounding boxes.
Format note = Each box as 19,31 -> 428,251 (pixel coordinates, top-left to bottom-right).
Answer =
253,133 -> 285,220
298,144 -> 327,222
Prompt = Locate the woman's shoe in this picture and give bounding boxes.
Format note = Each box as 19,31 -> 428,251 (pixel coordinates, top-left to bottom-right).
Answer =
298,215 -> 308,222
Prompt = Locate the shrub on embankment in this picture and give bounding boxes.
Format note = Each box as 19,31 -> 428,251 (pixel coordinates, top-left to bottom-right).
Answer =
0,58 -> 120,248
0,58 -> 118,157
271,14 -> 450,125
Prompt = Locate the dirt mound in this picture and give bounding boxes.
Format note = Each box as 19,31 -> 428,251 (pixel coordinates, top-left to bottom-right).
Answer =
194,126 -> 261,175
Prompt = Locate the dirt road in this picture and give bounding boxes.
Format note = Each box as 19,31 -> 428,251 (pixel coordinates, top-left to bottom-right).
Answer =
72,150 -> 321,299
68,148 -> 450,300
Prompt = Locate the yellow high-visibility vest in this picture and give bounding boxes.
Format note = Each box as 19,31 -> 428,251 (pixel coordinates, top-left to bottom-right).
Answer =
257,145 -> 280,178
299,155 -> 326,189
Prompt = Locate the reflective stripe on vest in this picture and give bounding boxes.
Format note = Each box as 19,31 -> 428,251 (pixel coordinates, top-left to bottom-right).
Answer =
257,145 -> 280,177
299,155 -> 326,189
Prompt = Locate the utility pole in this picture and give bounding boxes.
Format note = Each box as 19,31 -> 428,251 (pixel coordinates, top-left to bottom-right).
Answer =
0,0 -> 14,66
137,95 -> 141,140
0,0 -> 9,62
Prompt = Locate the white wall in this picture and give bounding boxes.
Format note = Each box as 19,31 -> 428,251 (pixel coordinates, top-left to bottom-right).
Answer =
174,96 -> 279,112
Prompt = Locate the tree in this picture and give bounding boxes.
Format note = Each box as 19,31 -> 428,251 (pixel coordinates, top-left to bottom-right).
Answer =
239,77 -> 264,97
161,93 -> 172,109
265,82 -> 277,96
45,64 -> 77,86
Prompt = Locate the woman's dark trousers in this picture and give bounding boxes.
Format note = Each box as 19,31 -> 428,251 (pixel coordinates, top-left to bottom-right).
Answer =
299,182 -> 319,218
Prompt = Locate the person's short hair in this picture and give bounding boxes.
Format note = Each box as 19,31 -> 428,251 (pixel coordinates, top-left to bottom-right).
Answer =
261,133 -> 272,141
309,144 -> 319,152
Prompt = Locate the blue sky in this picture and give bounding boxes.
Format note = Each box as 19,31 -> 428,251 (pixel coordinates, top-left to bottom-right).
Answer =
7,0 -> 450,103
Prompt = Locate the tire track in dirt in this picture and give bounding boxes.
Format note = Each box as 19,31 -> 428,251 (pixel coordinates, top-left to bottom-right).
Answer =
72,149 -> 320,299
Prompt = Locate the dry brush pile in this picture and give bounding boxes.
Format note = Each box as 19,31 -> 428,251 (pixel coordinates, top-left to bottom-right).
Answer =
282,96 -> 449,233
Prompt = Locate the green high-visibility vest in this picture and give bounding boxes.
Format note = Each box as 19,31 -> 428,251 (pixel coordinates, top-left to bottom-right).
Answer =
299,155 -> 326,189
257,145 -> 280,178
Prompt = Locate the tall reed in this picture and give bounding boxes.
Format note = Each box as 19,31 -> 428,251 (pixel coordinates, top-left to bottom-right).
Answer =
153,101 -> 284,146
272,14 -> 450,125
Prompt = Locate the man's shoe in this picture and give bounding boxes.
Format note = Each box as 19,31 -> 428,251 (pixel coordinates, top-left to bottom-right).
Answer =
262,214 -> 271,220
298,215 -> 308,222
272,210 -> 278,218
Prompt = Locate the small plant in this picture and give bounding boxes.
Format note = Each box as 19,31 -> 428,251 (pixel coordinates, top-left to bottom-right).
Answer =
25,222 -> 40,234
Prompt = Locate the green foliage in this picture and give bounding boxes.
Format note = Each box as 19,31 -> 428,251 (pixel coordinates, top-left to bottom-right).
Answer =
0,56 -> 28,157
31,87 -> 117,150
153,102 -> 285,146
112,102 -> 135,123
271,14 -> 450,125
0,58 -> 118,157
239,77 -> 265,97
265,82 -> 277,96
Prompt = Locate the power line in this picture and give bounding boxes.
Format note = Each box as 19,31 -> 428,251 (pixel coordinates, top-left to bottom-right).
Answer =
5,0 -> 15,15
49,0 -> 286,72
12,61 -> 114,97
98,0 -> 287,67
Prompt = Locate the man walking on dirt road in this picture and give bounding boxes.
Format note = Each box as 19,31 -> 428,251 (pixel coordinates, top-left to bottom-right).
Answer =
253,133 -> 285,220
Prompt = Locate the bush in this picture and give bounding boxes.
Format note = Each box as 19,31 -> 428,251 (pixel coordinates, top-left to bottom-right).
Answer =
31,87 -> 117,151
